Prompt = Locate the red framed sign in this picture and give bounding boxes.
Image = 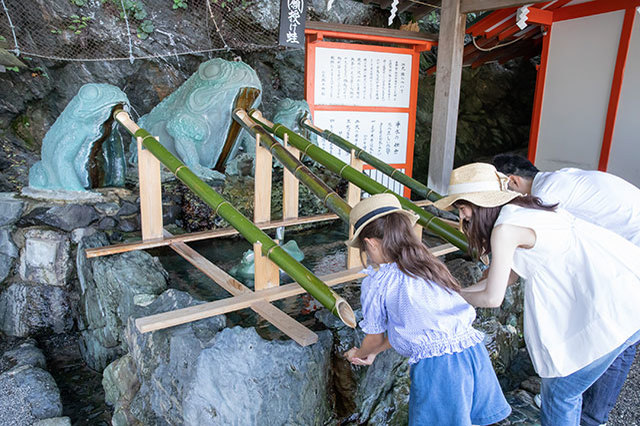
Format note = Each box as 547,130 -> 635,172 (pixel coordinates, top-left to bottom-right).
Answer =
304,24 -> 434,197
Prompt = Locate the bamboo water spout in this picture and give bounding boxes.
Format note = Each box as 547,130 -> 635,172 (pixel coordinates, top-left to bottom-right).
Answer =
299,116 -> 442,202
248,109 -> 469,253
233,109 -> 352,224
112,109 -> 356,328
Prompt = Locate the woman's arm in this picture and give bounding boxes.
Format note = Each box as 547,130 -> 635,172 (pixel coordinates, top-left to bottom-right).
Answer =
461,224 -> 534,308
344,333 -> 391,365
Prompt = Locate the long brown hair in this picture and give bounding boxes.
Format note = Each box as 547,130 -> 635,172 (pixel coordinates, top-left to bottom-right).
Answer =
457,195 -> 557,257
357,212 -> 461,293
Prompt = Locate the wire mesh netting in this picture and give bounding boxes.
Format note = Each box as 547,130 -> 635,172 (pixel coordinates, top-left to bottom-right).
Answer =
0,0 -> 282,62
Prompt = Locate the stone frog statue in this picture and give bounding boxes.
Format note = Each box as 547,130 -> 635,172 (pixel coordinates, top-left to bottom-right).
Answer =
272,98 -> 316,144
130,58 -> 262,180
28,83 -> 130,192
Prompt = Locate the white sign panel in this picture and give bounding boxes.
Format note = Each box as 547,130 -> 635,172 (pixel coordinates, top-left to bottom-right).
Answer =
312,110 -> 409,164
314,47 -> 412,108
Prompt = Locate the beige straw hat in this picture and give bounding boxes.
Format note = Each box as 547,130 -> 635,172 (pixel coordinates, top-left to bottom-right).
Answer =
433,163 -> 522,211
346,193 -> 419,248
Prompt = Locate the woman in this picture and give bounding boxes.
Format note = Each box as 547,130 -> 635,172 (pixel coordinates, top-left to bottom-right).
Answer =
433,163 -> 640,426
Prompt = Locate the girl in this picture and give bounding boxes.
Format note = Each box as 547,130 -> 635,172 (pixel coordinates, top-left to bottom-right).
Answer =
433,163 -> 640,426
344,193 -> 511,426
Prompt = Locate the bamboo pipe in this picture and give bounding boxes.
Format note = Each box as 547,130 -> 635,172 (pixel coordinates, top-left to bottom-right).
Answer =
112,109 -> 356,328
233,109 -> 352,224
248,109 -> 469,253
299,116 -> 442,202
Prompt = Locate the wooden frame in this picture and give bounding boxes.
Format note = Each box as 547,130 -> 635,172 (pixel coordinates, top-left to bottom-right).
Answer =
88,131 -> 459,346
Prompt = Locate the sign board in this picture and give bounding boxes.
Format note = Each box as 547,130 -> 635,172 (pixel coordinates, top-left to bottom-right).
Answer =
279,0 -> 307,48
305,26 -> 433,197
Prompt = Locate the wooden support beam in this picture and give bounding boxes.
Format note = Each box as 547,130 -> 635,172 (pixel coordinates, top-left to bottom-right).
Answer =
254,134 -> 272,224
85,213 -> 340,258
283,134 -> 300,220
168,235 -> 317,346
412,4 -> 439,20
427,0 -> 466,195
460,0 -> 546,14
137,136 -> 164,241
254,241 -> 280,291
135,243 -> 457,334
347,150 -> 364,269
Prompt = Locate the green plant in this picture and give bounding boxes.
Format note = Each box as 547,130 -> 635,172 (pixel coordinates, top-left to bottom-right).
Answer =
172,0 -> 187,9
0,35 -> 6,42
6,66 -> 19,72
70,0 -> 86,6
137,19 -> 154,39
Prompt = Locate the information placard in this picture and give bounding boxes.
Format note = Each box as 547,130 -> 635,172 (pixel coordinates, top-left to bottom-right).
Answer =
314,48 -> 412,108
313,111 -> 409,164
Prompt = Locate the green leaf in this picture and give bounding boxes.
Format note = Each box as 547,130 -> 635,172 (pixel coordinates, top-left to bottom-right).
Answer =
7,66 -> 19,72
75,30 -> 81,34
68,24 -> 77,30
71,14 -> 80,19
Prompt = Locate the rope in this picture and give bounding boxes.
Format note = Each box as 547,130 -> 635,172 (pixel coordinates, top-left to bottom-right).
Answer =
11,48 -> 232,62
0,0 -> 19,56
472,34 -> 526,52
119,0 -> 134,64
206,0 -> 230,52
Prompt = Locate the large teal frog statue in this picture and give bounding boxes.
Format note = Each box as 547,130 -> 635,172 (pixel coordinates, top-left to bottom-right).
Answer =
28,83 -> 129,191
130,58 -> 262,180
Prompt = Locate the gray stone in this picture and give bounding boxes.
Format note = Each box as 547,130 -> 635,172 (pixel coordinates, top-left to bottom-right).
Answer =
0,228 -> 18,258
116,201 -> 138,217
0,339 -> 47,373
0,193 -> 24,226
76,232 -> 168,370
476,317 -> 520,376
103,289 -> 227,424
97,216 -> 117,230
0,282 -> 74,337
103,354 -> 139,408
183,327 -> 333,425
0,365 -> 63,425
70,227 -> 97,244
18,229 -> 71,286
40,204 -> 100,231
94,202 -> 120,216
33,418 -> 72,426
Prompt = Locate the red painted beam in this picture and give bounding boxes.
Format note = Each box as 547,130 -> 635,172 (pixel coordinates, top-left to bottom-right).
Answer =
554,0 -> 640,22
528,25 -> 551,164
598,7 -> 636,171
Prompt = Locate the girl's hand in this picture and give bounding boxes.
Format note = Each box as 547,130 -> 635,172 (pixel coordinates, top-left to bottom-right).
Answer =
344,347 -> 377,365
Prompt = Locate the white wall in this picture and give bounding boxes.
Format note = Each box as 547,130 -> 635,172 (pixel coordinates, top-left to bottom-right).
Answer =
607,14 -> 640,186
534,10 -> 624,172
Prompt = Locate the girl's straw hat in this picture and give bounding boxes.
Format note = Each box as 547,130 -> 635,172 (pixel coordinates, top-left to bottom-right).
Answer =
346,193 -> 419,248
433,163 -> 521,211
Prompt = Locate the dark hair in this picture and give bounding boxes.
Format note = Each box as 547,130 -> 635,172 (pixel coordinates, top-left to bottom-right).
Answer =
492,154 -> 539,179
357,212 -> 461,293
456,196 -> 557,257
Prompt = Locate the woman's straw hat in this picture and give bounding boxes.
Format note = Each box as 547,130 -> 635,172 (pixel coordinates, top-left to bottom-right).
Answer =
346,193 -> 419,248
433,163 -> 521,211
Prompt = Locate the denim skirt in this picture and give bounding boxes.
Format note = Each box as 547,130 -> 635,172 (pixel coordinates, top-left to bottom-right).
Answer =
409,342 -> 511,426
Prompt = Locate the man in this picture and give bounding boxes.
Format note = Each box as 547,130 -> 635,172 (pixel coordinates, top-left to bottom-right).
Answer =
493,153 -> 640,426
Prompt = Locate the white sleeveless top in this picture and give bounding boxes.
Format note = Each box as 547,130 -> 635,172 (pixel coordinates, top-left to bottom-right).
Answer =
495,204 -> 640,378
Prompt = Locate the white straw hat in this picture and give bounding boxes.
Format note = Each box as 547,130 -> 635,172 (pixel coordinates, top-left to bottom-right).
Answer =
346,193 -> 419,248
433,163 -> 522,211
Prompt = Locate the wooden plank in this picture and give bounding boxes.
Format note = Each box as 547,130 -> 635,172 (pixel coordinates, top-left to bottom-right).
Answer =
135,267 -> 366,333
283,134 -> 300,220
168,237 -> 317,346
460,0 -> 546,14
305,21 -> 437,42
254,134 -> 272,224
427,0 -> 466,195
85,213 -> 339,258
135,243 -> 457,334
137,137 -> 164,240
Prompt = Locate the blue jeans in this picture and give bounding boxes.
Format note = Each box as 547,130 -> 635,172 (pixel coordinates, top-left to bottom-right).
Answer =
540,328 -> 640,426
581,343 -> 637,426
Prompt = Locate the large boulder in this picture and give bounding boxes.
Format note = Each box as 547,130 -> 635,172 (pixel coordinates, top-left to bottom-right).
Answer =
76,232 -> 168,370
18,228 -> 71,286
0,339 -> 64,426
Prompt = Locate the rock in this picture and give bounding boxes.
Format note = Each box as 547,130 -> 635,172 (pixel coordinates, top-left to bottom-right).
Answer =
0,227 -> 18,282
19,204 -> 99,231
475,317 -> 520,376
33,418 -> 72,426
446,257 -> 483,286
76,232 -> 168,370
182,327 -> 333,425
0,339 -> 63,426
70,227 -> 97,244
0,282 -> 74,337
520,376 -> 541,395
0,193 -> 24,226
18,228 -> 71,286
103,354 -> 139,408
104,289 -> 227,424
